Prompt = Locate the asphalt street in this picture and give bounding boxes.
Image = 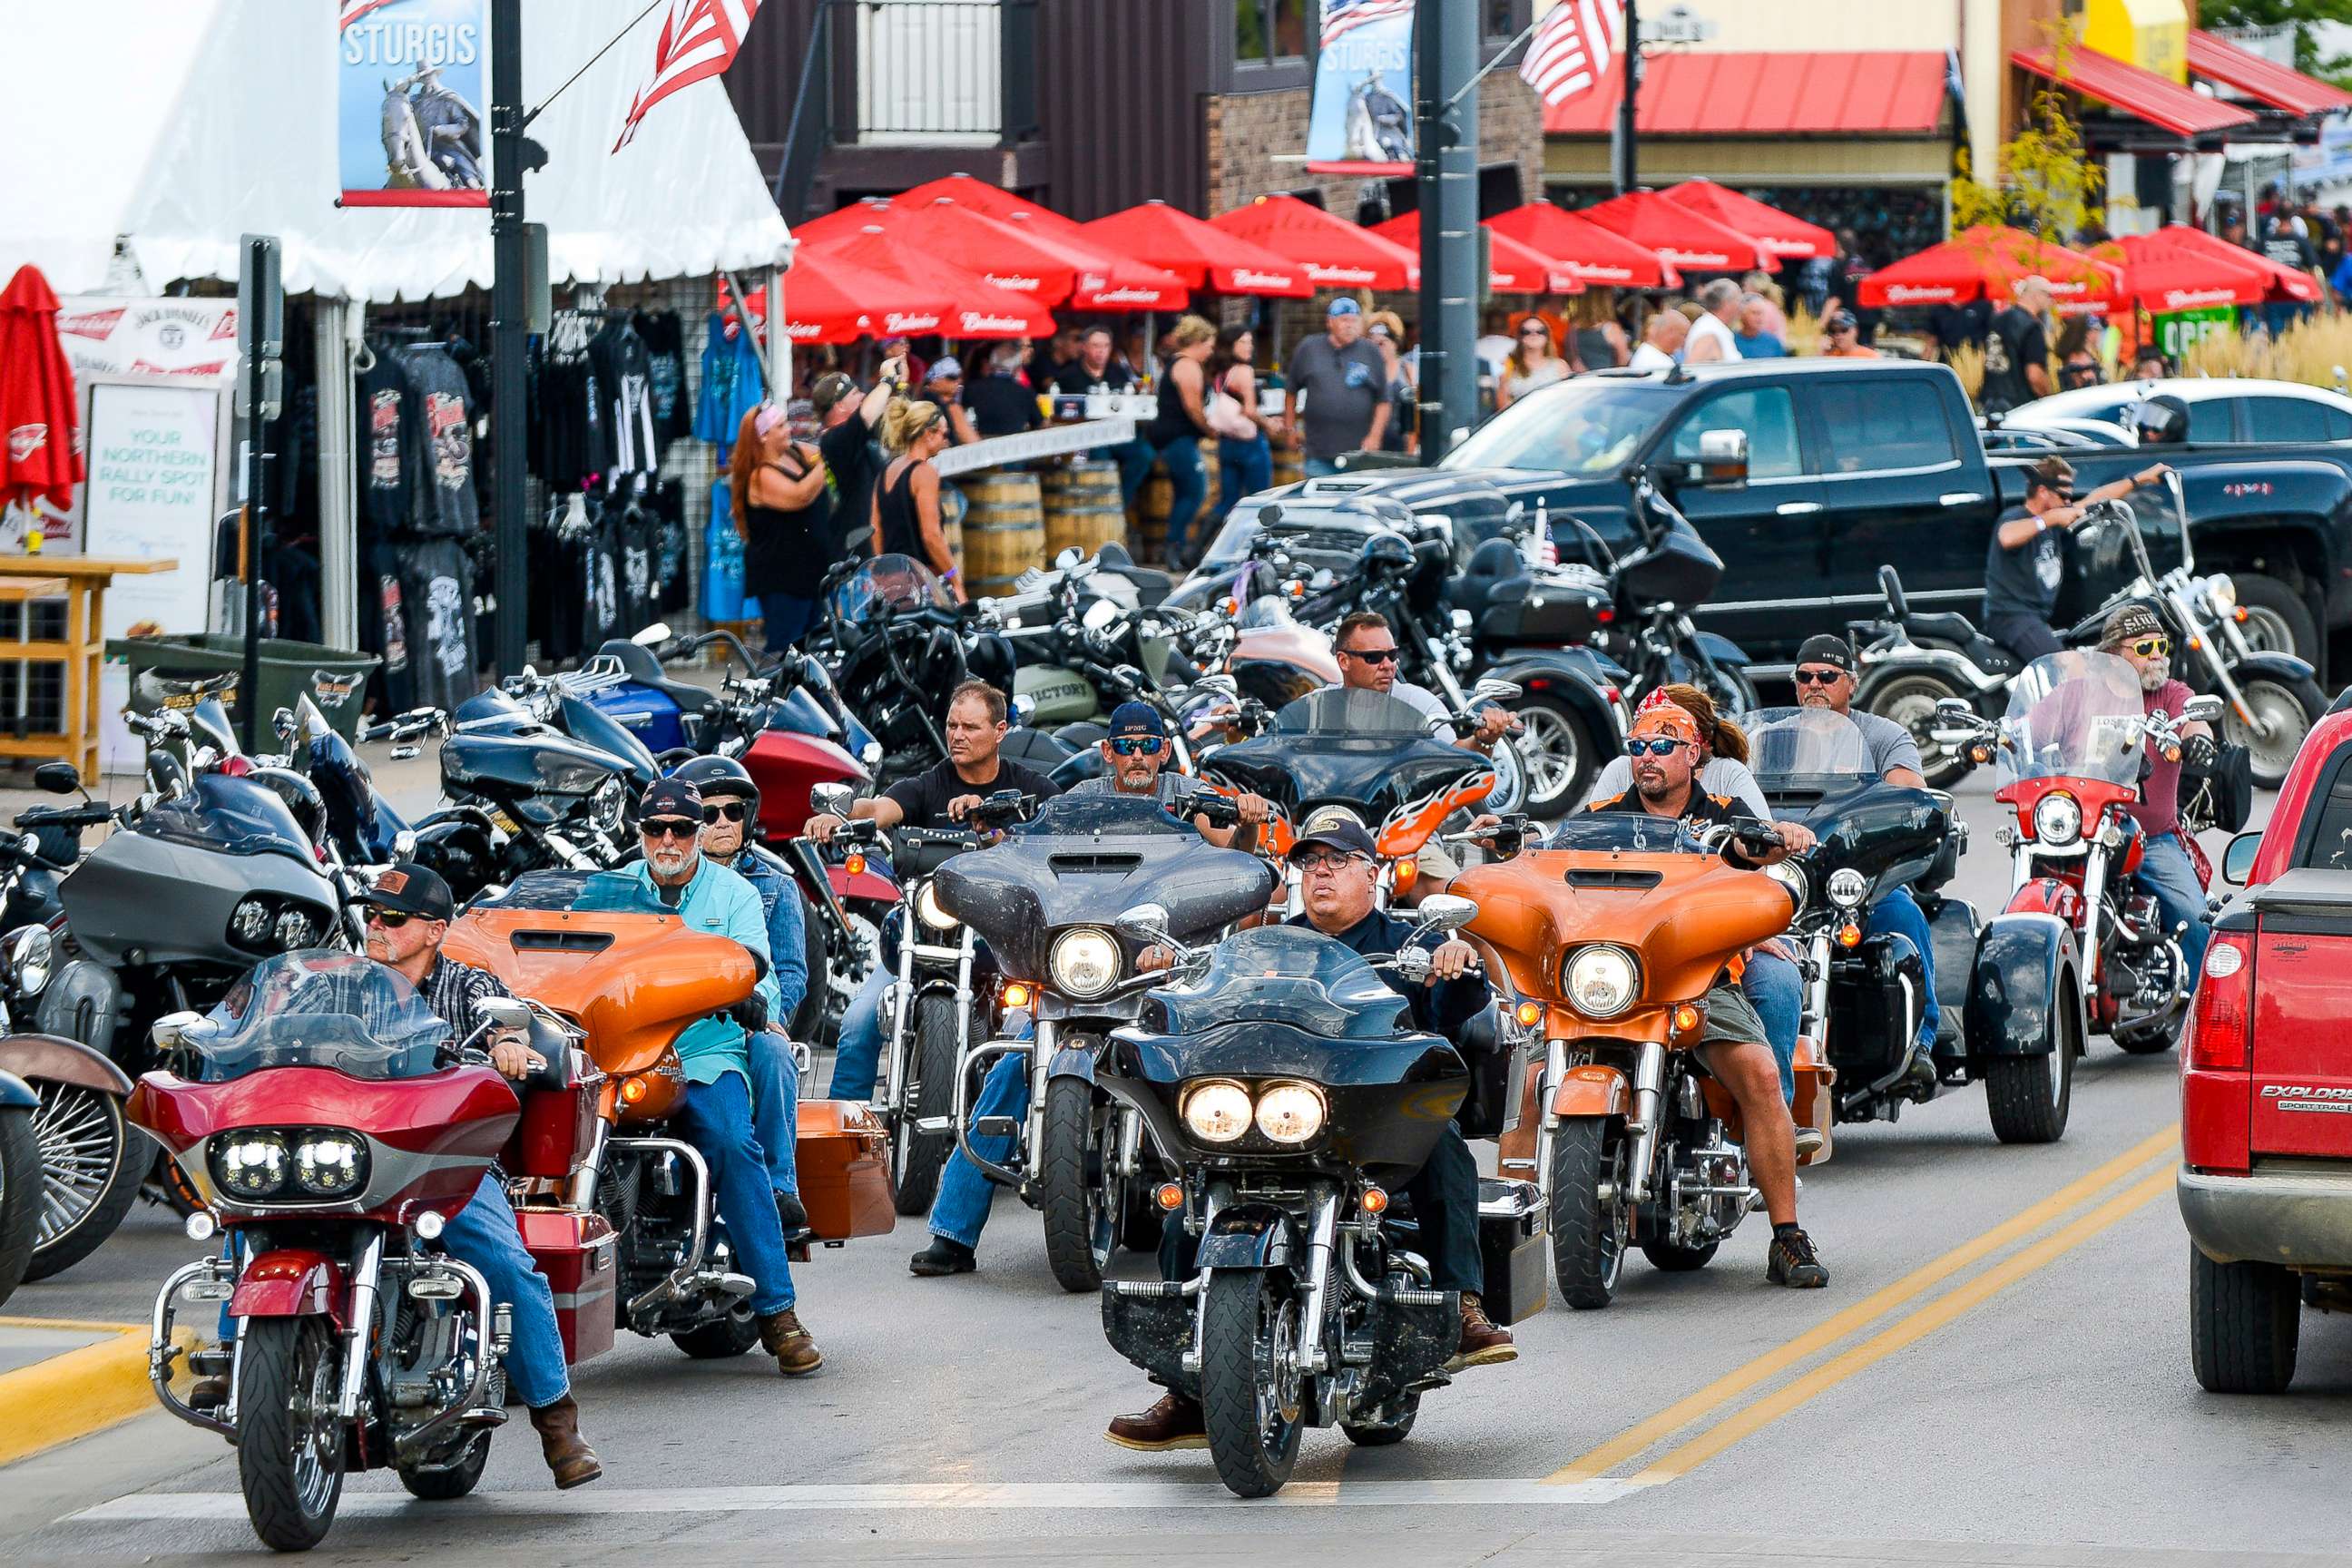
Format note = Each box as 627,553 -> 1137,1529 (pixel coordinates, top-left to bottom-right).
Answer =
4,761 -> 2348,1568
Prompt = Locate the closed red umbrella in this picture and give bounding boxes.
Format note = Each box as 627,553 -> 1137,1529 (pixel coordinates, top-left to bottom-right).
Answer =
1080,201 -> 1315,297
779,248 -> 956,345
1367,212 -> 1583,295
1661,180 -> 1837,260
1210,195 -> 1419,290
1574,191 -> 1769,274
2087,234 -> 2266,314
1487,203 -> 1677,289
2146,222 -> 2322,303
801,225 -> 1057,339
0,265 -> 83,519
1857,226 -> 2118,316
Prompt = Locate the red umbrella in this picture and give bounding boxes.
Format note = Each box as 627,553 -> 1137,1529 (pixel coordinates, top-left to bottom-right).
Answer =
883,200 -> 1188,311
1367,211 -> 1582,295
1661,180 -> 1836,260
1079,201 -> 1315,297
1487,203 -> 1677,289
0,265 -> 83,518
891,173 -> 1048,225
1210,195 -> 1418,290
800,226 -> 1057,339
779,248 -> 956,345
2145,223 -> 2322,304
2086,235 -> 2266,314
1857,226 -> 2118,316
792,198 -> 899,248
1574,191 -> 1769,274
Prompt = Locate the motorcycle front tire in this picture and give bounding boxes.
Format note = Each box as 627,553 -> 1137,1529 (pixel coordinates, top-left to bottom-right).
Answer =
1200,1268 -> 1305,1497
237,1315 -> 348,1553
889,994 -> 963,1218
1984,976 -> 2079,1144
1039,1077 -> 1116,1294
1547,1115 -> 1629,1309
0,1105 -> 38,1309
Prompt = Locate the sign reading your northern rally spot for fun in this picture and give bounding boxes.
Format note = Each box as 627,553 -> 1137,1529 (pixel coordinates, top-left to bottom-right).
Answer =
338,0 -> 489,210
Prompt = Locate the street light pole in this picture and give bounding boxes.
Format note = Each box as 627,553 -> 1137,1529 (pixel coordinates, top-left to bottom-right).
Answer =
489,0 -> 527,679
1415,0 -> 1478,463
1616,0 -> 1640,195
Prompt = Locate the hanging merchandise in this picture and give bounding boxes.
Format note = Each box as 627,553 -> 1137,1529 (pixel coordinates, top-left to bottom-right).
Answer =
704,477 -> 746,622
400,537 -> 477,713
534,311 -> 608,492
356,348 -> 416,539
360,542 -> 416,713
616,490 -> 655,633
693,309 -> 767,457
634,309 -> 690,449
397,343 -> 481,536
647,477 -> 690,613
587,316 -> 660,478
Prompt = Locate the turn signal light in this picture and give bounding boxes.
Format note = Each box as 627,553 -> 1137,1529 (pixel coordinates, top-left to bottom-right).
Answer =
2187,637 -> 2204,652
1836,923 -> 1863,948
1969,743 -> 1992,764
620,1075 -> 652,1106
1671,1003 -> 1702,1034
1154,1181 -> 1183,1210
844,852 -> 867,876
1393,858 -> 1418,889
1003,982 -> 1032,1009
1514,1001 -> 1544,1028
2232,607 -> 2249,623
1360,1186 -> 1390,1215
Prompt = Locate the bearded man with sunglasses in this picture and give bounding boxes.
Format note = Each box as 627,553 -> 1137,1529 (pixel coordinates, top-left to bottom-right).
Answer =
2103,603 -> 2215,980
1984,455 -> 2171,666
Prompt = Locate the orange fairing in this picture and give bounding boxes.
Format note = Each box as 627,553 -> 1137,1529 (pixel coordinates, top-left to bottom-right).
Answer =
1376,773 -> 1496,858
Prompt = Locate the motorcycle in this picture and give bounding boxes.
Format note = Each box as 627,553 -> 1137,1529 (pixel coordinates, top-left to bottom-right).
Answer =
934,789 -> 1278,1291
1097,902 -> 1544,1497
814,554 -> 1024,791
0,1068 -> 38,1309
438,666 -> 658,887
1458,809 -> 1807,1308
1555,469 -> 1759,718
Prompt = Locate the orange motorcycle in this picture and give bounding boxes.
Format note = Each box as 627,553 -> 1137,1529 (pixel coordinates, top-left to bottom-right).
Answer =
1455,813 -> 1830,1308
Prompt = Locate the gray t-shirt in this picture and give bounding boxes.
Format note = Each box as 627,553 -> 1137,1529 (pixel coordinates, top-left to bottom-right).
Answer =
1068,771 -> 1210,812
1847,709 -> 1925,779
1386,680 -> 1458,744
1288,334 -> 1388,462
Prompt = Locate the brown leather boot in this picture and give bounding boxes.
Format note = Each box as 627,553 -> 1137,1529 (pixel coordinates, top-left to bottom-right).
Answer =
1104,1389 -> 1207,1451
758,1307 -> 823,1376
526,1396 -> 603,1489
1451,1291 -> 1517,1370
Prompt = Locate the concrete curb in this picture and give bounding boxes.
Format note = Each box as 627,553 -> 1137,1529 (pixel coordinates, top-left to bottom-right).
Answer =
0,1315 -> 186,1469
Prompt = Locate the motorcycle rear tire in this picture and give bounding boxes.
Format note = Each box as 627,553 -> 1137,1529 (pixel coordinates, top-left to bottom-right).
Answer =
1340,1392 -> 1420,1446
889,995 -> 962,1218
1040,1077 -> 1117,1294
23,1080 -> 142,1283
1638,1236 -> 1720,1272
397,1431 -> 492,1500
1200,1269 -> 1305,1497
1547,1116 -> 1628,1310
1984,980 -> 2077,1145
237,1314 -> 347,1553
0,1106 -> 38,1310
2218,672 -> 2323,790
671,1303 -> 762,1359
1509,692 -> 1594,821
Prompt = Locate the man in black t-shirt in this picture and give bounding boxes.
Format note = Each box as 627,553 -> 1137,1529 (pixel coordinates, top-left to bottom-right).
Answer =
965,344 -> 1045,439
1979,277 -> 2052,416
1056,328 -> 1154,504
811,361 -> 897,562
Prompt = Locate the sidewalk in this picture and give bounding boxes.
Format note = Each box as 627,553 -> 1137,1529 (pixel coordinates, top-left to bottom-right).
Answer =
0,1315 -> 176,1468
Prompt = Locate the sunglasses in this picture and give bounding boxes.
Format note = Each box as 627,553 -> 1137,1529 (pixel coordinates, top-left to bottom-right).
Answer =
702,802 -> 749,825
1340,646 -> 1398,665
365,908 -> 416,930
1793,668 -> 1847,686
1294,850 -> 1369,873
1625,737 -> 1690,758
1109,736 -> 1165,757
2128,636 -> 2172,659
1519,327 -> 1549,338
642,818 -> 700,842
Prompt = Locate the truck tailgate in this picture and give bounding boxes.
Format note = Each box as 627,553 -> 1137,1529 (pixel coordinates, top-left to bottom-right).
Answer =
2248,869 -> 2352,1157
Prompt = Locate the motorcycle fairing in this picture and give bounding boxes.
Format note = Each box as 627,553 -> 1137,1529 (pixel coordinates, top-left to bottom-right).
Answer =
1209,729 -> 1490,823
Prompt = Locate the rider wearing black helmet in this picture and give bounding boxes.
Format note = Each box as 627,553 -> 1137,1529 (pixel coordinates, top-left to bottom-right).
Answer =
672,754 -> 812,1233
2130,393 -> 2190,446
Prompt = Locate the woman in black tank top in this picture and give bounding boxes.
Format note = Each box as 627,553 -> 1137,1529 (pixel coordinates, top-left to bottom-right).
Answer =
1144,315 -> 1219,569
730,404 -> 830,652
870,398 -> 962,601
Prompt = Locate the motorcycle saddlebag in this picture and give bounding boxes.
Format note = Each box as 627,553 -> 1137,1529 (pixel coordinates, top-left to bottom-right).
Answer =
797,1100 -> 894,1241
504,1077 -> 598,1181
2184,741 -> 2253,834
1475,1177 -> 1549,1324
514,1207 -> 617,1365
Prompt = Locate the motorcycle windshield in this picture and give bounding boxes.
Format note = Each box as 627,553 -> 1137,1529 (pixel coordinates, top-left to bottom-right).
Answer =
1747,707 -> 1873,787
1997,651 -> 2148,789
299,697 -> 382,857
829,554 -> 953,623
472,868 -> 673,916
1544,811 -> 1714,855
1274,688 -> 1433,737
138,773 -> 320,868
191,950 -> 453,1083
1149,926 -> 1408,1041
1211,688 -> 1482,820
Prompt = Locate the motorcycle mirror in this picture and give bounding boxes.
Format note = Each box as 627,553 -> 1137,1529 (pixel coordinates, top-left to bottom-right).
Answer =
860,741 -> 883,769
1308,568 -> 1336,592
2183,695 -> 2225,724
32,762 -> 82,796
1114,902 -> 1173,944
1055,546 -> 1084,571
809,782 -> 858,818
633,622 -> 674,648
1082,598 -> 1121,633
1412,893 -> 1478,934
271,706 -> 298,741
394,828 -> 418,858
1199,673 -> 1240,700
1010,694 -> 1037,728
151,1010 -> 207,1052
1934,697 -> 1974,714
476,997 -> 534,1033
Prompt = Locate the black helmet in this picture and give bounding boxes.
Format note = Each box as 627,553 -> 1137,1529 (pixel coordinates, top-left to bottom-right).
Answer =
2131,394 -> 2190,446
671,753 -> 758,808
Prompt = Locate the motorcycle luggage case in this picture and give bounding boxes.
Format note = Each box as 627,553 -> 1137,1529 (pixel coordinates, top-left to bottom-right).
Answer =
515,1207 -> 618,1365
504,1077 -> 598,1181
797,1100 -> 894,1241
1475,1177 -> 1549,1325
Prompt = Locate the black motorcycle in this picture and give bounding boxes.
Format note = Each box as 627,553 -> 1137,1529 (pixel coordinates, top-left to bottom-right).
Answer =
437,666 -> 659,889
1554,472 -> 1758,716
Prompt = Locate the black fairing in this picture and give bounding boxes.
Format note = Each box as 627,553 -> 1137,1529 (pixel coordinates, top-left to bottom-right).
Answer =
557,692 -> 660,788
1763,775 -> 1948,907
441,729 -> 631,826
1206,691 -> 1488,820
931,795 -> 1277,981
1615,511 -> 1723,610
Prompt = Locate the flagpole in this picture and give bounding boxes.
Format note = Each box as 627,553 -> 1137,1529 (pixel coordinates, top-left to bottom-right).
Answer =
1616,0 -> 1639,195
490,0 -> 528,678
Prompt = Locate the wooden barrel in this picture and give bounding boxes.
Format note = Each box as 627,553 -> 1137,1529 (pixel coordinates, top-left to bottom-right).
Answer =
1042,458 -> 1126,564
1136,438 -> 1216,566
956,470 -> 1044,598
1270,443 -> 1305,490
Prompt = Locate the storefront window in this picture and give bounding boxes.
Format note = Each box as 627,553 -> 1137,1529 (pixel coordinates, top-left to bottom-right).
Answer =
1272,0 -> 1308,59
1487,0 -> 1519,38
1237,0 -> 1268,64
1238,0 -> 1308,65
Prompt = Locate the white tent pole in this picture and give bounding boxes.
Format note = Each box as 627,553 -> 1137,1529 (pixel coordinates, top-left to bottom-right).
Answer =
767,264 -> 789,401
316,299 -> 358,652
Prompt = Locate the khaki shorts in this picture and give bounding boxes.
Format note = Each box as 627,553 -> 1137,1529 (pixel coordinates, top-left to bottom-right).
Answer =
1700,981 -> 1768,1051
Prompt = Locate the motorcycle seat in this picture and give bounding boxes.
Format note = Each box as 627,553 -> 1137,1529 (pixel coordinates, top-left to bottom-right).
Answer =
1900,611 -> 1984,648
1093,543 -> 1174,608
597,639 -> 720,717
1450,537 -> 1524,622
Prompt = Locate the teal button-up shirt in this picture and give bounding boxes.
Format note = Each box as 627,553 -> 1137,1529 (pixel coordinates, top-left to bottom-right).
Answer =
622,854 -> 781,1087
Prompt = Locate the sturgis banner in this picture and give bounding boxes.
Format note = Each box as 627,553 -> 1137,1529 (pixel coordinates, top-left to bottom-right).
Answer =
338,0 -> 490,208
1307,0 -> 1416,177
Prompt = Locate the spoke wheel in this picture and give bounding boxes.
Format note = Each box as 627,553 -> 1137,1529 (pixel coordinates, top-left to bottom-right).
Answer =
1200,1269 -> 1305,1497
1512,694 -> 1592,820
237,1314 -> 348,1553
24,1080 -> 142,1282
2219,677 -> 2320,790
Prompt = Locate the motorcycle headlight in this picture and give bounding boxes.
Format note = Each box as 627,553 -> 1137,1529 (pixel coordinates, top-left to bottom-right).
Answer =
229,896 -> 273,948
915,880 -> 958,931
1181,1080 -> 1252,1143
1048,927 -> 1122,999
591,775 -> 626,834
1254,1082 -> 1327,1145
291,1130 -> 369,1197
3,926 -> 53,998
1826,868 -> 1868,910
2203,574 -> 2237,617
210,1132 -> 291,1200
2034,791 -> 2082,847
1563,945 -> 1639,1020
1764,861 -> 1808,914
274,906 -> 319,951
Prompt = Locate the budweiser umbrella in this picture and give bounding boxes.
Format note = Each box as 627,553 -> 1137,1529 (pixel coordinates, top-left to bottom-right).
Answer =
2145,223 -> 2322,304
1210,195 -> 1418,290
779,247 -> 956,345
2086,234 -> 2266,315
801,225 -> 1056,339
886,199 -> 1189,311
0,265 -> 83,519
1487,203 -> 1677,289
1857,226 -> 2119,317
1574,191 -> 1769,274
1079,201 -> 1314,297
1368,212 -> 1583,295
791,198 -> 899,248
1661,180 -> 1836,261
892,173 -> 1048,225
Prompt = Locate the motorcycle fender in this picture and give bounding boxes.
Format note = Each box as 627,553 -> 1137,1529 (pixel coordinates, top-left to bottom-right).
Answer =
1856,649 -> 1982,702
229,1249 -> 348,1323
1549,1063 -> 1630,1121
1692,630 -> 1749,667
0,1069 -> 33,1110
829,864 -> 900,905
0,1032 -> 131,1097
1485,655 -> 1622,740
32,957 -> 122,1054
1195,1205 -> 1300,1271
2004,877 -> 2081,922
1964,912 -> 2080,1059
1046,1044 -> 1095,1087
2220,650 -> 2318,686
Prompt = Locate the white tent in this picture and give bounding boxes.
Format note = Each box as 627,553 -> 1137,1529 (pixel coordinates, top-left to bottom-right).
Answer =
1,0 -> 792,299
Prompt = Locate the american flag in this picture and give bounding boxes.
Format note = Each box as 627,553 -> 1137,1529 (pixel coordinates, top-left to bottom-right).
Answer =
1520,0 -> 1626,106
615,0 -> 764,152
1320,0 -> 1416,47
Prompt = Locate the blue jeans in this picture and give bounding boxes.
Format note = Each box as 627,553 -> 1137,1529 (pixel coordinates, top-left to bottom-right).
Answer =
759,593 -> 816,654
1867,887 -> 1941,1054
1303,456 -> 1345,478
2135,830 -> 2211,981
674,1073 -> 795,1315
1741,950 -> 1801,1104
747,1028 -> 800,1197
1216,434 -> 1272,525
1154,435 -> 1209,564
826,965 -> 890,1102
929,1050 -> 1030,1250
1106,439 -> 1156,505
442,1173 -> 570,1408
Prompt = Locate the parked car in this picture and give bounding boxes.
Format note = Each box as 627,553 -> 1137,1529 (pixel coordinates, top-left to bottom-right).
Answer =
2001,377 -> 2352,451
2180,701 -> 2352,1392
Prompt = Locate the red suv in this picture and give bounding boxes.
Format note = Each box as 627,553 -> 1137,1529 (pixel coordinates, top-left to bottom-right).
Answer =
2181,703 -> 2352,1393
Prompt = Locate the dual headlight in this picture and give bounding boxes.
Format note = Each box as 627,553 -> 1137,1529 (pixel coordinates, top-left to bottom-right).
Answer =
208,1128 -> 370,1201
229,897 -> 324,954
914,879 -> 958,931
1562,945 -> 1640,1020
1049,927 -> 1122,999
2033,790 -> 2082,847
1763,861 -> 1808,915
2201,574 -> 2237,619
1181,1079 -> 1328,1145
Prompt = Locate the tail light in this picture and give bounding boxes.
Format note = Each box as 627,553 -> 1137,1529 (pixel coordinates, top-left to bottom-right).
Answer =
2185,931 -> 2253,1071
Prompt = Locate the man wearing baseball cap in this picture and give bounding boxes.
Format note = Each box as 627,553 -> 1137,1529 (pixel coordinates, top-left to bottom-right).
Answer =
1584,703 -> 1829,1289
2102,602 -> 2215,980
1286,297 -> 1390,475
812,348 -> 902,560
1065,701 -> 1269,849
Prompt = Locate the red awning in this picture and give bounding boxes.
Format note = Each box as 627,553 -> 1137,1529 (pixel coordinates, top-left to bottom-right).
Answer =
778,248 -> 956,345
2086,234 -> 2266,313
2147,222 -> 2324,303
1857,226 -> 2120,316
1573,191 -> 1767,274
890,174 -> 1044,222
850,200 -> 1190,311
798,225 -> 1056,339
1661,180 -> 1836,260
1486,203 -> 1676,289
1079,201 -> 1315,298
2187,29 -> 2352,117
2010,46 -> 2257,138
1367,212 -> 1582,295
1210,195 -> 1418,290
1544,51 -> 1950,135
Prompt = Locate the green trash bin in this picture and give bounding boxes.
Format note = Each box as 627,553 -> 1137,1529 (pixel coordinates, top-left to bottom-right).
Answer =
106,635 -> 382,745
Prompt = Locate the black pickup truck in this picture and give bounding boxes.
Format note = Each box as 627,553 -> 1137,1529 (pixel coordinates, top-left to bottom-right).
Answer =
1281,358 -> 2352,677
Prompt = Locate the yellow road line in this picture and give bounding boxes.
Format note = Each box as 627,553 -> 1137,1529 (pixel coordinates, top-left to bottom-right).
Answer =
1627,1163 -> 2175,1483
1544,1122 -> 2179,1484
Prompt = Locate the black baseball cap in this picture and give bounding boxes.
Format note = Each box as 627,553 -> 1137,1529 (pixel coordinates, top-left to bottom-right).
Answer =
356,861 -> 456,923
1289,820 -> 1377,861
639,777 -> 703,828
1793,634 -> 1855,675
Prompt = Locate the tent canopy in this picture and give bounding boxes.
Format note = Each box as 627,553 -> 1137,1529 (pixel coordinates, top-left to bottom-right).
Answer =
3,0 -> 790,301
